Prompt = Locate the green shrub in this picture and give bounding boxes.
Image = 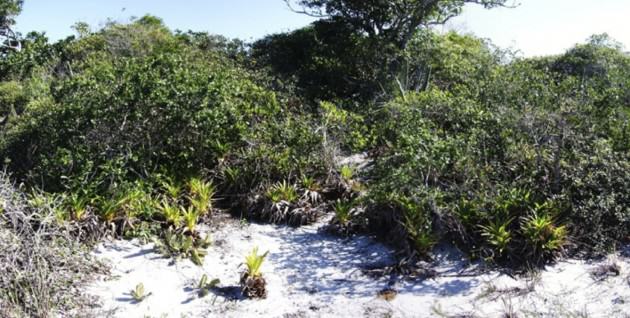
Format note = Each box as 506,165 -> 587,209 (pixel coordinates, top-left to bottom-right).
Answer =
0,19 -> 332,231
2,48 -> 279,189
366,70 -> 630,264
2,15 -> 628,269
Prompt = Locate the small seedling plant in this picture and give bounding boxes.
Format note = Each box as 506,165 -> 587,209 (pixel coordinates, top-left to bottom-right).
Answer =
130,283 -> 152,302
196,274 -> 221,298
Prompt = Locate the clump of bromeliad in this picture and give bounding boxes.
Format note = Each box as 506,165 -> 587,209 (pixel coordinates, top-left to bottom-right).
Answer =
153,177 -> 215,265
366,187 -> 569,268
240,246 -> 269,298
249,163 -> 368,232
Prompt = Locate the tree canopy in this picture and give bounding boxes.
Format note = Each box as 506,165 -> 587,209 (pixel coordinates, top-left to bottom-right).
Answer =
0,0 -> 22,27
286,0 -> 512,48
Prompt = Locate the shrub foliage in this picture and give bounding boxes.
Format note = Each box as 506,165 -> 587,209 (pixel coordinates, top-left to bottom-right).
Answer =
0,10 -> 628,272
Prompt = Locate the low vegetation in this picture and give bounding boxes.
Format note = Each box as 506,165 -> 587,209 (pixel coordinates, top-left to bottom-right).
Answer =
0,172 -> 98,317
130,283 -> 151,303
196,274 -> 221,298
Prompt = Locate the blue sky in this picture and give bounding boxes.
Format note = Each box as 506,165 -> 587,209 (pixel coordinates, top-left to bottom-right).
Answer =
449,0 -> 630,57
15,0 -> 317,42
14,0 -> 630,57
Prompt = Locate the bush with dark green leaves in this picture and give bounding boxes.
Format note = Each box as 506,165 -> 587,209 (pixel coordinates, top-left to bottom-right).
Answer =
0,17 -> 330,229
250,20 -> 387,106
365,35 -> 630,265
2,51 -> 277,187
1,9 -> 629,269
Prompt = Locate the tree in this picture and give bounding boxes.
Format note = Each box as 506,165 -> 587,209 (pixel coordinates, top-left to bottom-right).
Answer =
286,0 -> 513,49
0,0 -> 22,53
401,30 -> 500,97
270,0 -> 514,104
0,0 -> 22,27
250,21 -> 375,104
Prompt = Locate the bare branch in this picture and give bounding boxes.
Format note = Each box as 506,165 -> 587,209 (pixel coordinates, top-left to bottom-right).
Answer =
283,0 -> 329,18
466,0 -> 520,9
424,12 -> 460,26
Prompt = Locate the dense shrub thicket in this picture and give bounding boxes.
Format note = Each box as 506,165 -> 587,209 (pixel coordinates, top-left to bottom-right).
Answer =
0,6 -> 629,278
0,18 -> 335,237
364,34 -> 630,264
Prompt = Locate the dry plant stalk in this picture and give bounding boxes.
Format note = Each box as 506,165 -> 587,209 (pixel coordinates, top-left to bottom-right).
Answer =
0,172 -> 101,317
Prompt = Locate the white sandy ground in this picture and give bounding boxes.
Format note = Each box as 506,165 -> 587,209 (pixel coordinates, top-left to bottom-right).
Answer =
86,215 -> 630,318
